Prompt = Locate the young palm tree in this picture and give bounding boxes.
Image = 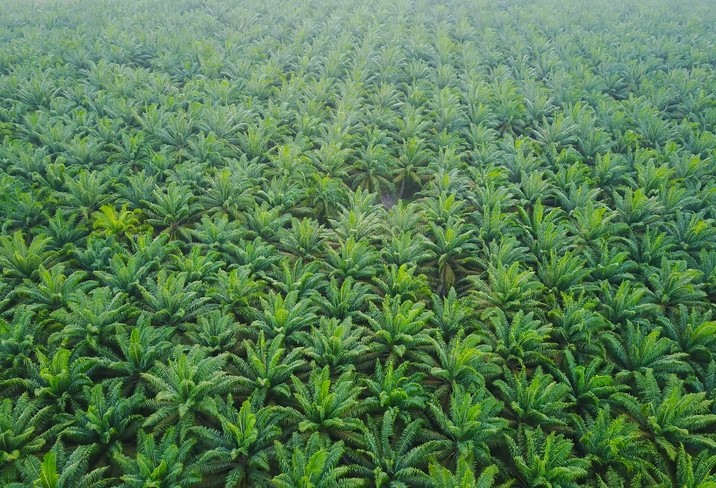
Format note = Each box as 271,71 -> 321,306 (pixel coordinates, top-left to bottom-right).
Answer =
137,270 -> 214,328
293,317 -> 371,374
365,296 -> 434,364
12,441 -> 112,488
575,405 -> 656,479
603,321 -> 691,382
0,231 -> 57,282
0,394 -> 54,484
425,218 -> 478,295
61,381 -> 144,465
483,309 -> 556,369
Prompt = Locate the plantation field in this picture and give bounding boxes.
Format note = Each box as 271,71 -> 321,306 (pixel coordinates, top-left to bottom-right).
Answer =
1,0 -> 716,486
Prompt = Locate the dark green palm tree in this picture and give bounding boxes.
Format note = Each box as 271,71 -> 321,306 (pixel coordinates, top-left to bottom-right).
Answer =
613,370 -> 716,462
432,450 -> 499,488
365,296 -> 434,364
0,231 -> 57,282
12,441 -> 112,488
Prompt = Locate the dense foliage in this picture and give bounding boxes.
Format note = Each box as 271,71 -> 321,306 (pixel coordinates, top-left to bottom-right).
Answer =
1,0 -> 716,486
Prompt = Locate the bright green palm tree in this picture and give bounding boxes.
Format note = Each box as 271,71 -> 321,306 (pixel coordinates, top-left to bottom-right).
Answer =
285,366 -> 366,444
113,428 -> 201,488
429,386 -> 507,469
353,408 -> 441,488
506,427 -> 590,488
192,398 -> 281,487
142,346 -> 239,438
272,433 -> 365,488
614,370 -> 716,462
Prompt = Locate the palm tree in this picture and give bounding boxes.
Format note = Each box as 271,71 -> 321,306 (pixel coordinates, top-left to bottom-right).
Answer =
393,136 -> 429,199
114,428 -> 201,488
0,231 -> 56,282
252,290 -> 318,344
292,317 -> 371,374
33,348 -> 94,413
142,182 -> 202,238
495,368 -> 573,432
325,237 -> 381,282
506,427 -> 590,487
424,332 -> 501,401
429,386 -> 507,469
49,287 -> 129,356
142,346 -> 239,438
284,366 -> 366,444
192,398 -> 280,487
272,433 -> 365,488
12,441 -> 112,488
469,261 -> 544,313
317,277 -> 377,322
234,332 -> 306,407
603,321 -> 691,382
645,258 -> 707,312
551,352 -> 624,417
658,306 -> 716,377
137,270 -> 214,329
483,309 -> 556,369
61,381 -> 143,465
91,204 -> 147,240
61,169 -> 111,219
673,443 -> 716,488
363,360 -> 428,417
109,317 -> 174,395
425,218 -> 478,295
613,370 -> 716,463
548,293 -> 610,357
373,264 -> 431,302
365,296 -> 434,364
352,408 -> 441,488
185,310 -> 241,355
575,405 -> 656,479
349,140 -> 393,194
0,394 -> 53,483
0,307 -> 44,393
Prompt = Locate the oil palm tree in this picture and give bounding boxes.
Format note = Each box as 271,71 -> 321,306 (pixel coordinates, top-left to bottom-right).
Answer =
506,427 -> 590,488
192,398 -> 281,487
352,408 -> 441,488
142,346 -> 239,438
429,386 -> 507,469
272,433 -> 365,488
